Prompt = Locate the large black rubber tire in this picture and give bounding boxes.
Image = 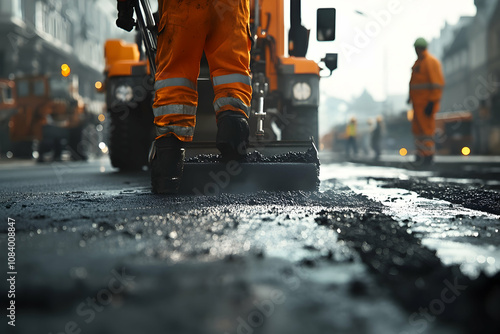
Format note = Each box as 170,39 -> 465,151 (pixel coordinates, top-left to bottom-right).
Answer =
74,123 -> 101,160
11,141 -> 33,159
280,106 -> 319,145
67,124 -> 89,161
108,107 -> 154,171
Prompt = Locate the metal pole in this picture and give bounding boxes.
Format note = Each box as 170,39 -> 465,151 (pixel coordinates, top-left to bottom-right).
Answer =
253,0 -> 260,37
134,0 -> 157,78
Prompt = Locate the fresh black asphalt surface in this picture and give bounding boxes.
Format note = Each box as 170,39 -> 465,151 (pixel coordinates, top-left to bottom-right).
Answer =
1,157 -> 499,334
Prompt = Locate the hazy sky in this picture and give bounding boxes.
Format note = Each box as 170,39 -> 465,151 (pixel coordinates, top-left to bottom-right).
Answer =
300,0 -> 477,102
147,0 -> 476,102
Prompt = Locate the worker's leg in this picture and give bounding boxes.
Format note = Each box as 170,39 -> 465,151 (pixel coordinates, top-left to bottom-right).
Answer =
153,0 -> 209,142
205,0 -> 252,159
412,103 -> 438,162
151,1 -> 209,194
37,126 -> 51,163
420,102 -> 438,163
205,0 -> 252,119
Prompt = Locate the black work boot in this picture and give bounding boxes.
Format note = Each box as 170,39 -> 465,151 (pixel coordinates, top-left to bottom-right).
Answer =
216,113 -> 249,161
408,154 -> 422,170
149,136 -> 185,194
423,155 -> 434,167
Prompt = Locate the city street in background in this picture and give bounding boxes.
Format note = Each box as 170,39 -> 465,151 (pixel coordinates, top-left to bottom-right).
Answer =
1,1 -> 500,333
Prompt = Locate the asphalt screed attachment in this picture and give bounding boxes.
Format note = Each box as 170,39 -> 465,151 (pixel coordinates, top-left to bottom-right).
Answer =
179,140 -> 320,194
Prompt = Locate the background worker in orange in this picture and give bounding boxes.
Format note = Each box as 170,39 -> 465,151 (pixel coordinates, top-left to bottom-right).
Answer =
408,37 -> 445,166
345,117 -> 358,159
117,0 -> 253,194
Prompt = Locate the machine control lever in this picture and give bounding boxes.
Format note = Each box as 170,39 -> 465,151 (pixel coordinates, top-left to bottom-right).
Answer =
254,81 -> 268,138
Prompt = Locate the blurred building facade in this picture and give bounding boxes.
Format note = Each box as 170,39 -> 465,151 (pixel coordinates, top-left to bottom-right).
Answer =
431,0 -> 500,154
489,2 -> 500,109
428,16 -> 473,62
438,0 -> 500,112
0,0 -> 124,100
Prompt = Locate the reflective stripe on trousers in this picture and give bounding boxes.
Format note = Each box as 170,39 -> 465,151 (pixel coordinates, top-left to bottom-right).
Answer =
153,104 -> 197,118
156,124 -> 195,138
410,83 -> 444,90
212,74 -> 252,117
213,74 -> 251,86
153,77 -> 197,140
213,97 -> 250,116
154,77 -> 197,91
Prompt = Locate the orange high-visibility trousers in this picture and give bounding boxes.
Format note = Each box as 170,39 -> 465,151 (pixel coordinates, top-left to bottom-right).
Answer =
409,50 -> 445,157
153,0 -> 252,141
411,102 -> 440,157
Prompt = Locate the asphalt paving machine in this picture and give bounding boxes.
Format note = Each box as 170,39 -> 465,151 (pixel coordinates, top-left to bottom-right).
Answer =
0,79 -> 17,156
8,74 -> 90,160
104,0 -> 338,193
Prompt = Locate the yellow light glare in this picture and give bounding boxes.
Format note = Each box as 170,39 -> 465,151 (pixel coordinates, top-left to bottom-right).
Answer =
98,114 -> 106,122
61,64 -> 71,77
407,110 -> 414,122
399,148 -> 408,156
461,147 -> 471,156
95,81 -> 103,90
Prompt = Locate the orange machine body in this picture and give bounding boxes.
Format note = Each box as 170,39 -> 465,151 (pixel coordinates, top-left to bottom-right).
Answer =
9,75 -> 85,142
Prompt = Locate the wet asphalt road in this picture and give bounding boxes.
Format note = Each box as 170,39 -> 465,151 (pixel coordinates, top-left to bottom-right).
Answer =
1,157 -> 500,334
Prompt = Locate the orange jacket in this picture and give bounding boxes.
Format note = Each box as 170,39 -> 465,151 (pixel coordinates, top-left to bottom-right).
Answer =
409,50 -> 445,106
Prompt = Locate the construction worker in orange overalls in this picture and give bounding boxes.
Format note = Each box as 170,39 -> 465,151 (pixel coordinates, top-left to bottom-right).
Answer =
345,117 -> 358,159
116,0 -> 252,193
408,37 -> 445,167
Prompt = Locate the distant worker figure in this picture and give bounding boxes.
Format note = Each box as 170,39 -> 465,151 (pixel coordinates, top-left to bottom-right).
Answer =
476,100 -> 491,154
116,0 -> 252,194
371,116 -> 383,161
345,117 -> 358,158
408,37 -> 445,166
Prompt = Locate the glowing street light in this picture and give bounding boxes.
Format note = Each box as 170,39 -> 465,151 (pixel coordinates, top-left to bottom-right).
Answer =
461,147 -> 471,156
61,64 -> 71,77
